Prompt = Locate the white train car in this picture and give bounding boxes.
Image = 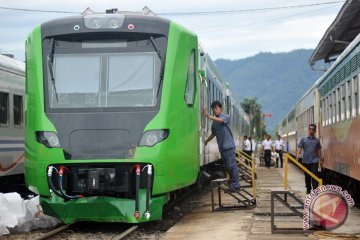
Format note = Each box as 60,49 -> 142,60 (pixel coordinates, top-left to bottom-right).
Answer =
0,54 -> 25,192
277,84 -> 319,157
200,52 -> 250,166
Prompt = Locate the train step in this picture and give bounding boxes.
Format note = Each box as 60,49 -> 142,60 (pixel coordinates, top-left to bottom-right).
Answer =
210,179 -> 256,211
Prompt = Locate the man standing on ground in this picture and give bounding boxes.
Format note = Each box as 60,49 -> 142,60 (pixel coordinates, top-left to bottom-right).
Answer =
262,135 -> 273,169
296,124 -> 323,194
204,101 -> 241,191
243,135 -> 252,166
275,135 -> 284,168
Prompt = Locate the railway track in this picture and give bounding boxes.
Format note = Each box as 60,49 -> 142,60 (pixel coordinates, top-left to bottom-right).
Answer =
34,223 -> 138,240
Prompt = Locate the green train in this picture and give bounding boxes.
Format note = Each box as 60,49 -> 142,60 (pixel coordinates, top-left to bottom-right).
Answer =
24,9 -> 250,224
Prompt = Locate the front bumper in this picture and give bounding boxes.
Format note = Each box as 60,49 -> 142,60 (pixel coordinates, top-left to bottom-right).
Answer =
41,190 -> 167,223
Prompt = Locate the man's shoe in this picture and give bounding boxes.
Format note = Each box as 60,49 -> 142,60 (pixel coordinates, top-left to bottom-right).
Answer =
228,186 -> 240,193
306,189 -> 311,194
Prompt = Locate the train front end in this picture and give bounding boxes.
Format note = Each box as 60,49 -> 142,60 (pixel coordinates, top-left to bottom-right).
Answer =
24,11 -> 199,223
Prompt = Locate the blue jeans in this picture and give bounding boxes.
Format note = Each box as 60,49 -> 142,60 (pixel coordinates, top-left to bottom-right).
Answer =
221,148 -> 241,189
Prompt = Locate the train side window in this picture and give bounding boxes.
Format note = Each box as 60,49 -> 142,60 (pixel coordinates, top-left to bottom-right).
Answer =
347,80 -> 352,119
337,87 -> 341,122
184,50 -> 196,107
321,100 -> 324,126
13,95 -> 23,126
212,84 -> 215,102
306,109 -> 309,127
332,91 -> 336,123
327,97 -> 330,126
341,84 -> 346,121
329,94 -> 332,125
208,81 -> 211,114
303,112 -> 306,130
354,75 -> 359,117
311,106 -> 315,124
325,97 -> 328,126
0,92 -> 9,125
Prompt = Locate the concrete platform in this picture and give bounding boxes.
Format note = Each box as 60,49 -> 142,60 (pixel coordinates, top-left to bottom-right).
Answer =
161,158 -> 360,240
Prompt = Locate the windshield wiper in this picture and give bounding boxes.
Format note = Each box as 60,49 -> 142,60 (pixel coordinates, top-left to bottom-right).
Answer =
149,36 -> 165,96
48,38 -> 59,102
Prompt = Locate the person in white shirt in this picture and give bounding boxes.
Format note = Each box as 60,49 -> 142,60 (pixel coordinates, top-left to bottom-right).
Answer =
242,135 -> 252,165
249,136 -> 254,157
274,135 -> 284,168
262,135 -> 273,168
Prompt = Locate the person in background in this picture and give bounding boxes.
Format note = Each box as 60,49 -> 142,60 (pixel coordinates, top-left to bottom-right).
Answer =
243,135 -> 252,165
296,124 -> 323,194
262,135 -> 273,169
275,135 -> 284,168
249,136 -> 254,158
204,101 -> 241,191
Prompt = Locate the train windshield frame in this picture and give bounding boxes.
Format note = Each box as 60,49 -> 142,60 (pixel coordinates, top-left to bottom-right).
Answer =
42,33 -> 167,113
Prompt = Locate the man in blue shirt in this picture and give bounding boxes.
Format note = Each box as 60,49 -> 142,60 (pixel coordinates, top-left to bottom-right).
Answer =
204,101 -> 240,191
296,124 -> 323,194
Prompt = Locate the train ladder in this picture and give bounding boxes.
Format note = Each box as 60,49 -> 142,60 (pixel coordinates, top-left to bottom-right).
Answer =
210,150 -> 257,211
270,153 -> 324,234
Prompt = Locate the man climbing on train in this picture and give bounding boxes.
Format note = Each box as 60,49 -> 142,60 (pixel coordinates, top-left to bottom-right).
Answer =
204,101 -> 241,191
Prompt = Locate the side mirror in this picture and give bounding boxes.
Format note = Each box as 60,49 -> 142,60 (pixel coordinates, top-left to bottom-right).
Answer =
199,70 -> 205,78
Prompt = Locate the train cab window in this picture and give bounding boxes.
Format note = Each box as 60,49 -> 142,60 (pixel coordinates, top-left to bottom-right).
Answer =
0,92 -> 9,125
13,95 -> 23,126
354,76 -> 359,117
184,50 -> 196,106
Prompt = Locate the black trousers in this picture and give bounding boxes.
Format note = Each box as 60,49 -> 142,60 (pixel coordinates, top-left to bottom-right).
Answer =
264,150 -> 271,168
303,163 -> 319,191
243,150 -> 252,166
275,150 -> 283,168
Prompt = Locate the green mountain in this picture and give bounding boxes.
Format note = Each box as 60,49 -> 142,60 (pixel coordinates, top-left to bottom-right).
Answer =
215,49 -> 323,134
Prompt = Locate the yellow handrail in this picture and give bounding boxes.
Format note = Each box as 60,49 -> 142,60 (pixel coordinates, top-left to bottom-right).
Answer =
236,150 -> 256,198
283,153 -> 323,190
236,151 -> 252,171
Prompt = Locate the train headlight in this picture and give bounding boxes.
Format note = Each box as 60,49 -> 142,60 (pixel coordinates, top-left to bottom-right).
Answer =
138,130 -> 169,147
88,18 -> 102,29
108,18 -> 122,28
36,131 -> 61,148
84,14 -> 125,29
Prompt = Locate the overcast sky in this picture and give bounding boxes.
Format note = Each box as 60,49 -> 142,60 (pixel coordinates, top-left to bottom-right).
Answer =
0,0 -> 344,61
